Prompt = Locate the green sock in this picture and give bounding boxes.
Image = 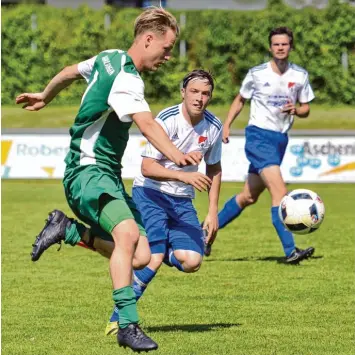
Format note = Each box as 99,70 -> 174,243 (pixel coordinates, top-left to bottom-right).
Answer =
64,220 -> 86,246
113,286 -> 139,329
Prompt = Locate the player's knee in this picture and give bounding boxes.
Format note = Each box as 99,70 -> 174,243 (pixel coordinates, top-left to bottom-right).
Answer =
180,253 -> 202,273
133,253 -> 151,270
133,236 -> 151,269
244,193 -> 259,206
183,259 -> 202,273
111,220 -> 140,246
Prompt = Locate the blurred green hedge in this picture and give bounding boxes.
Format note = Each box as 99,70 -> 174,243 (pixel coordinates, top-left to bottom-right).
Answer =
2,1 -> 355,105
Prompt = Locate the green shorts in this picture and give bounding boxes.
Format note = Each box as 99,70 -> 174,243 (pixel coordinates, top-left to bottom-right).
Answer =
63,165 -> 146,241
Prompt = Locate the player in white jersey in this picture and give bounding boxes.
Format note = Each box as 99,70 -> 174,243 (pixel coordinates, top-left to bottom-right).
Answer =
104,69 -> 222,334
210,27 -> 315,264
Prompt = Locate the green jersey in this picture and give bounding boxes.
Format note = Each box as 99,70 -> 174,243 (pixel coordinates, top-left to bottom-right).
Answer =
64,49 -> 150,175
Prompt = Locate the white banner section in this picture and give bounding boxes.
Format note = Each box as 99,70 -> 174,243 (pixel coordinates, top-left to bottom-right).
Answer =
2,134 -> 355,182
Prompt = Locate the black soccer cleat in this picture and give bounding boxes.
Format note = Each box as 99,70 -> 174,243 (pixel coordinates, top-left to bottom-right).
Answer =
204,243 -> 212,257
202,228 -> 213,257
118,324 -> 158,353
31,210 -> 72,262
285,246 -> 315,265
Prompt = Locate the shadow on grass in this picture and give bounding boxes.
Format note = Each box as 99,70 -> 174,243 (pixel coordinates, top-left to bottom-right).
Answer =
146,323 -> 241,333
204,255 -> 323,263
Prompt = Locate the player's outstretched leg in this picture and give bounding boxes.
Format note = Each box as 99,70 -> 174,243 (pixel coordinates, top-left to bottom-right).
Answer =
118,323 -> 158,352
31,210 -> 84,261
31,210 -> 70,261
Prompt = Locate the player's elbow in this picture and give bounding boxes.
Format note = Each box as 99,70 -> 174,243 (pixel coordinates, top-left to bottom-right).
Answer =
62,64 -> 82,80
135,116 -> 154,138
297,104 -> 310,118
141,160 -> 154,178
141,164 -> 149,178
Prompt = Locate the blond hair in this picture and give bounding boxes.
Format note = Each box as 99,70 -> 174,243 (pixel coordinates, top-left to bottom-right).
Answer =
134,7 -> 180,38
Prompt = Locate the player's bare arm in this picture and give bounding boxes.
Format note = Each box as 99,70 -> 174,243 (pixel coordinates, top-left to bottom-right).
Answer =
141,157 -> 212,192
281,101 -> 310,118
223,94 -> 246,143
15,64 -> 82,111
295,102 -> 310,118
132,112 -> 200,167
203,161 -> 222,244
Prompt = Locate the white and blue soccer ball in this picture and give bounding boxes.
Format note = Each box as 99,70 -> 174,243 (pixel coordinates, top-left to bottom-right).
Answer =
279,189 -> 325,235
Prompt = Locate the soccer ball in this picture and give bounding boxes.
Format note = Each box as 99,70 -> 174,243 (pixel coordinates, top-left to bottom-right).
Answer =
278,189 -> 325,235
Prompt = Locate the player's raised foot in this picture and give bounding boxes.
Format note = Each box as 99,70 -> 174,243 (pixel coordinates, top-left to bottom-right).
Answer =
31,210 -> 72,262
118,324 -> 158,352
284,246 -> 315,265
105,321 -> 119,336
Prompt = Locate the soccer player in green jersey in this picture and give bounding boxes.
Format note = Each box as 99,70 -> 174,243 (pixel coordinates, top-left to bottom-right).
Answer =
15,7 -> 200,352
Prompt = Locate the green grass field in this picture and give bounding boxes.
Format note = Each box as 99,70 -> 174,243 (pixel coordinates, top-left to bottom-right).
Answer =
2,180 -> 355,355
2,104 -> 355,130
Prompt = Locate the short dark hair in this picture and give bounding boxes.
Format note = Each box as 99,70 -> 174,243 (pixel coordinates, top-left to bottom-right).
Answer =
182,70 -> 214,93
268,27 -> 294,48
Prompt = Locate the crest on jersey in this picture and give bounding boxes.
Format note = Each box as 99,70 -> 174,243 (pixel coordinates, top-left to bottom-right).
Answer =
198,136 -> 207,147
288,82 -> 295,88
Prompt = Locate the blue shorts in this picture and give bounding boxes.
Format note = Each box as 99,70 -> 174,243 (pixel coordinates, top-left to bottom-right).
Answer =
245,125 -> 288,175
132,187 -> 204,255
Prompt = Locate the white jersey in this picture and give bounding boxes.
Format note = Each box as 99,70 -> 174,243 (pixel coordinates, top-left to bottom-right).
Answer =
240,61 -> 315,133
77,49 -> 150,123
133,104 -> 222,198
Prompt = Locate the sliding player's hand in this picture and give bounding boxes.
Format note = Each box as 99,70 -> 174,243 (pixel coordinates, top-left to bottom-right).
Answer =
178,172 -> 211,192
176,151 -> 202,167
202,212 -> 219,245
185,151 -> 203,165
222,125 -> 230,144
15,92 -> 47,111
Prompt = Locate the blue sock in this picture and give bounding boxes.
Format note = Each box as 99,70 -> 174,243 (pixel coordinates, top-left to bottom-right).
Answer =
162,248 -> 173,267
109,267 -> 156,323
218,195 -> 243,229
166,248 -> 184,271
110,306 -> 120,322
132,267 -> 156,300
271,206 -> 295,257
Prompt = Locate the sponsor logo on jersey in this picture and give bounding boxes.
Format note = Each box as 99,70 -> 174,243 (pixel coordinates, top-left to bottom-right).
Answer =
263,82 -> 270,87
198,136 -> 207,147
102,55 -> 115,76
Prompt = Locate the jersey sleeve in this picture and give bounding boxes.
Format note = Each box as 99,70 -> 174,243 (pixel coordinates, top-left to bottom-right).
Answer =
298,73 -> 315,103
204,129 -> 222,165
239,70 -> 255,99
108,72 -> 150,122
78,56 -> 97,83
141,116 -> 170,160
